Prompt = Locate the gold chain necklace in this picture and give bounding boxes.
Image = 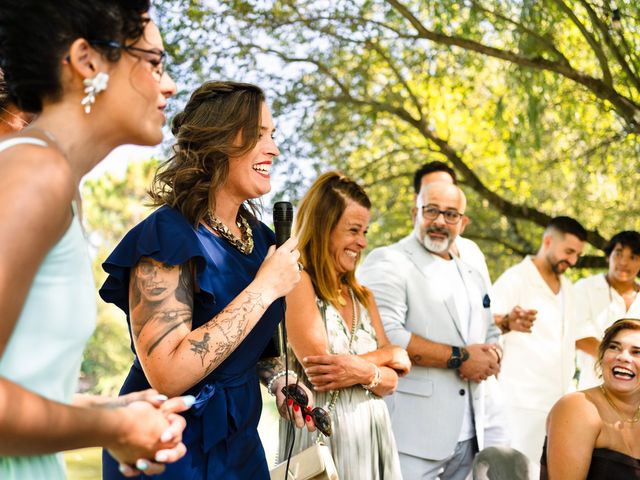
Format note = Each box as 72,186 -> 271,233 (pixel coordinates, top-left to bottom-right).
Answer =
600,385 -> 640,423
206,211 -> 254,255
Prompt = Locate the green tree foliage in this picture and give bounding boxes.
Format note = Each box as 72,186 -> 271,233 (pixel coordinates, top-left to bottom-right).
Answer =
161,0 -> 639,278
79,159 -> 159,394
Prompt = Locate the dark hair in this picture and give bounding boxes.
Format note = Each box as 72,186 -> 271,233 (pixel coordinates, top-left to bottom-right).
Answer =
0,0 -> 150,112
295,171 -> 372,309
150,81 -> 266,225
0,68 -> 9,110
604,231 -> 640,257
595,318 -> 640,376
545,216 -> 587,242
413,161 -> 457,194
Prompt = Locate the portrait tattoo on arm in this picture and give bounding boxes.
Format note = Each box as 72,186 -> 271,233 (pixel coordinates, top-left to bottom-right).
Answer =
129,257 -> 194,356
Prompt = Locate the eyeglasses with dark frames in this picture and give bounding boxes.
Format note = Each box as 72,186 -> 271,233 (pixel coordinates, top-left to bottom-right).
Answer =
89,40 -> 166,81
421,206 -> 464,224
281,383 -> 332,436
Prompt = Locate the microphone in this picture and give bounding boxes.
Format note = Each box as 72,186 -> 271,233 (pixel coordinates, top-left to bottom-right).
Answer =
273,201 -> 293,248
270,201 -> 294,358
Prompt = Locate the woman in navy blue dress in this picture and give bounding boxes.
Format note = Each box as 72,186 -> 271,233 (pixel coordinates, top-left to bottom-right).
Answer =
100,81 -> 314,479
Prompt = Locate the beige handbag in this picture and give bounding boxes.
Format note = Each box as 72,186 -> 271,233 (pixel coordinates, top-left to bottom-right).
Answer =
269,442 -> 339,480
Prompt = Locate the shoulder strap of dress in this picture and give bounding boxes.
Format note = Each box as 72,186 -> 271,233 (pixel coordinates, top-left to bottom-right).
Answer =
0,136 -> 48,153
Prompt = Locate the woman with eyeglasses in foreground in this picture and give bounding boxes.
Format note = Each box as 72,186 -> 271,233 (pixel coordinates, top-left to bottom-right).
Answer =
99,80 -> 315,479
542,318 -> 640,479
278,171 -> 411,479
0,1 -> 192,479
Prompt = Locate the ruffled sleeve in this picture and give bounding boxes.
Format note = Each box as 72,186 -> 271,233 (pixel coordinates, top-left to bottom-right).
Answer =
99,206 -> 214,314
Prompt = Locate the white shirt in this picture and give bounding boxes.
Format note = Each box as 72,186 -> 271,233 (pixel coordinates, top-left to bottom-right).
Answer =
574,273 -> 640,389
455,236 -> 492,288
492,256 -> 577,411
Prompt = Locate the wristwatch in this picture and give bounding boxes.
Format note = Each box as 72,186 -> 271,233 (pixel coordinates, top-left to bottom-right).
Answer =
447,346 -> 470,369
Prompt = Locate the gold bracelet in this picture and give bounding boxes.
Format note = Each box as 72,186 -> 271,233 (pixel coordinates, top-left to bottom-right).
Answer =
362,364 -> 382,390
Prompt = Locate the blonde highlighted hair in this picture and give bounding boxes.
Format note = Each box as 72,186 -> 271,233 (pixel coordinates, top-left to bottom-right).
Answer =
295,171 -> 372,309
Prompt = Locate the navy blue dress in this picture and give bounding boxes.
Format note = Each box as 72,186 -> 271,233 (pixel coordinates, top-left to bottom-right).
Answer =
99,206 -> 282,479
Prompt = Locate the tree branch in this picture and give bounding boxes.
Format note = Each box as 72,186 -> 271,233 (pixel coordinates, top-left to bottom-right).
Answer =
384,0 -> 640,132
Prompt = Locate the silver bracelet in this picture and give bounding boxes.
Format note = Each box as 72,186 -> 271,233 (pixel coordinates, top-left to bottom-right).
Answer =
267,370 -> 297,396
362,364 -> 382,391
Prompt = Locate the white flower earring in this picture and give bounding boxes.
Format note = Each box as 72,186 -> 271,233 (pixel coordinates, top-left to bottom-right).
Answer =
81,72 -> 109,114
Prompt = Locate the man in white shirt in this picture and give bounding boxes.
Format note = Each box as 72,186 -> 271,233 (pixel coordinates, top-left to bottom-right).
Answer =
359,182 -> 507,480
574,230 -> 640,389
491,216 -> 587,472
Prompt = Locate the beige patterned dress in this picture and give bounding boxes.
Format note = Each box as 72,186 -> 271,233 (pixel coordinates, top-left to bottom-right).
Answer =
277,297 -> 403,480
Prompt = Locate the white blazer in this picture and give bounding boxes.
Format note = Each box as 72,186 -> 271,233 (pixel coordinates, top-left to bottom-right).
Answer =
359,234 -> 501,460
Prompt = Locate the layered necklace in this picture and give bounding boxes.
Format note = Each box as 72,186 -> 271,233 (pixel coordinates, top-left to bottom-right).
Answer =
600,385 -> 640,423
206,211 -> 254,255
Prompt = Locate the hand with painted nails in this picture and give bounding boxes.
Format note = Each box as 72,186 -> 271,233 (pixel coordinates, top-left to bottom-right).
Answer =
108,395 -> 194,476
275,380 -> 317,432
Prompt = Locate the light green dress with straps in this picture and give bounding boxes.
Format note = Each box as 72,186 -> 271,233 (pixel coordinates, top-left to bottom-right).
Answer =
278,295 -> 403,480
0,137 -> 96,479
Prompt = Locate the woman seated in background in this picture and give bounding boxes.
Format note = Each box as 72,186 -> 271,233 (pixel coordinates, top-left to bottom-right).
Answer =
543,318 -> 640,479
278,171 -> 411,480
100,81 -> 314,479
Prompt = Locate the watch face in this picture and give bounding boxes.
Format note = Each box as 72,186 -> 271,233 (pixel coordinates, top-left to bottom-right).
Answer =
447,357 -> 462,369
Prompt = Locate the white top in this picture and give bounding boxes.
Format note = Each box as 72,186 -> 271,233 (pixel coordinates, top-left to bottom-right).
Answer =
429,255 -> 476,441
574,273 -> 640,389
492,256 -> 577,412
455,236 -> 492,288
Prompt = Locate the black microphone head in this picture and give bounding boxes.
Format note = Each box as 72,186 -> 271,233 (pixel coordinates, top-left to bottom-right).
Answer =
273,201 -> 293,223
273,201 -> 293,248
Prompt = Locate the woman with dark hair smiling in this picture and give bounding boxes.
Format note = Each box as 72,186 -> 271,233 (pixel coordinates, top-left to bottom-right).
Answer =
543,318 -> 640,479
100,80 -> 315,479
0,1 -> 190,478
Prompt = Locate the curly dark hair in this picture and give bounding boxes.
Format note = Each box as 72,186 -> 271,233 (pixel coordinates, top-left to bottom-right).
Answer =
0,68 -> 9,110
604,230 -> 640,258
0,0 -> 150,112
150,81 -> 267,226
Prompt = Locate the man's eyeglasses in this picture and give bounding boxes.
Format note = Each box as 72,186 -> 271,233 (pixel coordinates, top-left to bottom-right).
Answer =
281,384 -> 332,436
421,206 -> 464,224
90,40 -> 166,81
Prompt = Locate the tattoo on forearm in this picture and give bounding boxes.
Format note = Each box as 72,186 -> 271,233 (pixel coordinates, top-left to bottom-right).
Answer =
189,333 -> 211,366
257,357 -> 284,386
202,290 -> 267,375
411,354 -> 421,364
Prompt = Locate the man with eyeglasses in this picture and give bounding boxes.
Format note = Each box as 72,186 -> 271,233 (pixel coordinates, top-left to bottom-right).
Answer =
359,182 -> 508,480
491,216 -> 586,475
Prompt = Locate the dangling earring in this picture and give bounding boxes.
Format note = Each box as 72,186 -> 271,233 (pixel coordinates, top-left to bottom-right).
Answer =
81,72 -> 109,114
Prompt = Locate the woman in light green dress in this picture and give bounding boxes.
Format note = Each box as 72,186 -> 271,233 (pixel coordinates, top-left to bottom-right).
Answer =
0,2 -> 190,478
278,171 -> 412,479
